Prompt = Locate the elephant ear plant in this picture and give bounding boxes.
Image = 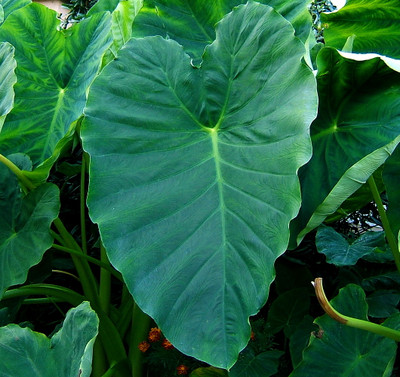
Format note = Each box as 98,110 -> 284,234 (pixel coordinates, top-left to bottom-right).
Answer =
1,0 -> 400,376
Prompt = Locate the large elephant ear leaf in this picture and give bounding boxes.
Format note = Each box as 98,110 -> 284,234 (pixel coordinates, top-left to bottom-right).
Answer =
290,285 -> 400,377
132,0 -> 312,62
0,302 -> 98,377
290,47 -> 400,246
82,2 -> 317,368
321,0 -> 400,59
0,4 -> 112,184
0,155 -> 60,298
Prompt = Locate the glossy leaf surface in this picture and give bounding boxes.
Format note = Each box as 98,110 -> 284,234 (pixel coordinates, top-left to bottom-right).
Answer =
321,0 -> 400,58
290,47 -> 400,246
132,0 -> 312,62
290,285 -> 400,377
0,4 -> 112,178
0,302 -> 98,377
316,225 -> 385,266
82,2 -> 317,368
0,155 -> 59,297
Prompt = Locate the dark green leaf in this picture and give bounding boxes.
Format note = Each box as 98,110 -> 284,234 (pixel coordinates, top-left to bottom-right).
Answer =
316,226 -> 385,266
0,157 -> 60,297
82,2 -> 317,368
266,288 -> 310,336
230,349 -> 283,377
290,47 -> 400,246
290,285 -> 400,377
367,290 -> 400,318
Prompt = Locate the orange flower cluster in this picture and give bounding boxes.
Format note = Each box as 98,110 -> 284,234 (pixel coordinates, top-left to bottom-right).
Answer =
162,338 -> 174,350
148,327 -> 162,342
138,341 -> 150,353
176,364 -> 189,375
138,327 -> 175,353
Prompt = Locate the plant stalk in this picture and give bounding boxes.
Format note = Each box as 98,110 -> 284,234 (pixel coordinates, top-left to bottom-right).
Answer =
367,175 -> 400,273
313,278 -> 400,341
99,242 -> 111,315
0,153 -> 36,191
129,303 -> 151,377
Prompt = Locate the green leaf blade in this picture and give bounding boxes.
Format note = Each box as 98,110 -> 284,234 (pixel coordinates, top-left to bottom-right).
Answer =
0,302 -> 98,377
82,2 -> 317,368
291,47 -> 400,246
321,0 -> 400,59
0,4 -> 112,175
290,285 -> 400,377
0,157 -> 60,297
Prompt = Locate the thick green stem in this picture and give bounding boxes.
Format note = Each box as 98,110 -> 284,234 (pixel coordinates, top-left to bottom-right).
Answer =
99,243 -> 111,315
80,152 -> 88,254
367,176 -> 400,273
52,243 -> 122,281
0,153 -> 36,191
3,284 -> 84,306
314,278 -> 400,341
129,303 -> 151,377
53,218 -> 100,305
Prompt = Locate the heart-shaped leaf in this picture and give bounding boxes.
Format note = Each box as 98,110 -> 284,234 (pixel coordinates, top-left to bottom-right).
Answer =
0,4 -> 112,182
321,0 -> 400,59
132,0 -> 312,62
290,285 -> 400,377
82,2 -> 317,368
290,47 -> 400,246
0,155 -> 60,297
316,226 -> 385,266
0,301 -> 98,377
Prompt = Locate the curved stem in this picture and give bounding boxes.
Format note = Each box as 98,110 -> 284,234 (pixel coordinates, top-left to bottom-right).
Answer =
3,284 -> 85,306
313,278 -> 400,342
0,153 -> 36,191
367,175 -> 400,274
52,243 -> 122,281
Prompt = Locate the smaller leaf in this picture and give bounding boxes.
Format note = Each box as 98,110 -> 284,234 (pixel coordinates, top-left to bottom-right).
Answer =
0,155 -> 60,297
266,288 -> 310,336
316,226 -> 385,266
366,290 -> 400,318
289,315 -> 317,368
290,285 -> 400,377
0,302 -> 98,377
230,349 -> 283,377
362,271 -> 400,292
